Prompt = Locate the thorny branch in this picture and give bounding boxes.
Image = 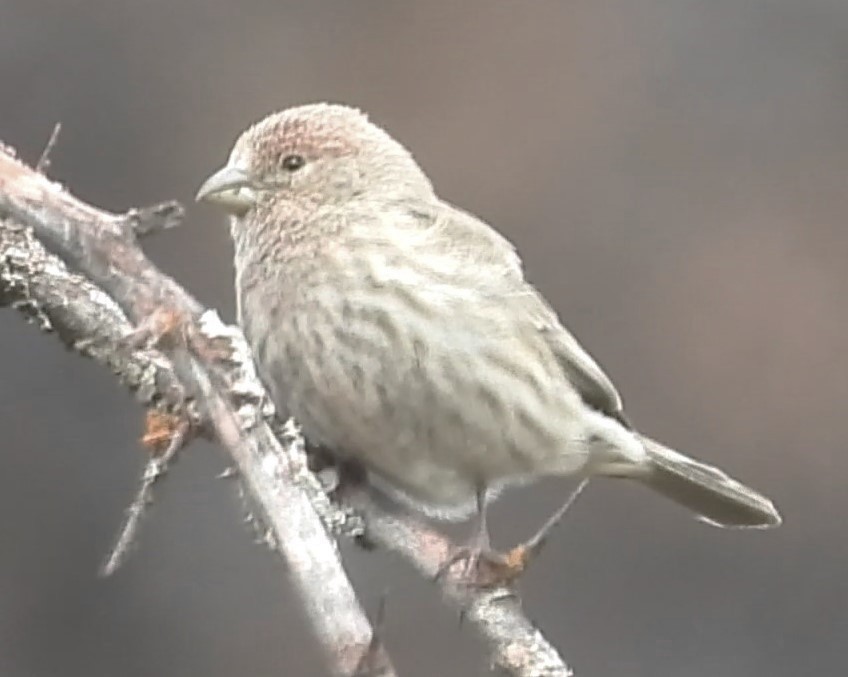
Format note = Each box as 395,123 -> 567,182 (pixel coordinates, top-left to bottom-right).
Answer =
0,141 -> 573,677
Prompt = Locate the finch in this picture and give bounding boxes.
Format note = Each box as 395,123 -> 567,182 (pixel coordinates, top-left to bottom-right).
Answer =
197,103 -> 780,578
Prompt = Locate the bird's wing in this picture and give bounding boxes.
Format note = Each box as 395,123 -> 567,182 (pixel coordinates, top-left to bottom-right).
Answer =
409,200 -> 525,277
430,200 -> 626,420
534,315 -> 625,419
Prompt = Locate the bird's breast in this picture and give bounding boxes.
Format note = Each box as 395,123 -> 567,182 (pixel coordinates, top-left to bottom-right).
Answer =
235,247 -> 590,515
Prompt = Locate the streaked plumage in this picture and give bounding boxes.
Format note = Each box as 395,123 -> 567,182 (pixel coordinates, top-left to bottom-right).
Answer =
198,103 -> 781,533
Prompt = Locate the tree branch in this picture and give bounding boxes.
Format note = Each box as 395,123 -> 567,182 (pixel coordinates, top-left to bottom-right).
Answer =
0,142 -> 572,677
0,144 -> 392,677
0,218 -> 184,409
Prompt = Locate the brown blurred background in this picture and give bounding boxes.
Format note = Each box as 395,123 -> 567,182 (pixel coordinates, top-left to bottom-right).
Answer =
1,1 -> 846,675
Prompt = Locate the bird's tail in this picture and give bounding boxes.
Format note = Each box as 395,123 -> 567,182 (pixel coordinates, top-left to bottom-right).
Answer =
631,435 -> 781,528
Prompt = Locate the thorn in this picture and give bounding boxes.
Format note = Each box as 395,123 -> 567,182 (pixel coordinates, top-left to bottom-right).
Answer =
35,122 -> 61,174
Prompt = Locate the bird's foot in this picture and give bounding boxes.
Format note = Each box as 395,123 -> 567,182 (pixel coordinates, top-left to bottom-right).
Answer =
436,479 -> 591,589
436,542 -> 537,589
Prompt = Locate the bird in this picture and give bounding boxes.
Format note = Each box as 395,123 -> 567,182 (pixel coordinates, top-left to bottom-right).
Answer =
197,103 -> 780,584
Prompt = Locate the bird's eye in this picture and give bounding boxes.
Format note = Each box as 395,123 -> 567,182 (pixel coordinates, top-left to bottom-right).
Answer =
281,154 -> 306,171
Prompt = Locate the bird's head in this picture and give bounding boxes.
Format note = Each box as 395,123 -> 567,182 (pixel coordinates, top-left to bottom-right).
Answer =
196,103 -> 431,217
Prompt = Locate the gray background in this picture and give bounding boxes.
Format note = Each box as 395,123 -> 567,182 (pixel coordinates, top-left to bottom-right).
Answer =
1,1 -> 845,675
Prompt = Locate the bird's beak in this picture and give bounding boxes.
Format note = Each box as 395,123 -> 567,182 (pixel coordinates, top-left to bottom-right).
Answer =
196,164 -> 256,215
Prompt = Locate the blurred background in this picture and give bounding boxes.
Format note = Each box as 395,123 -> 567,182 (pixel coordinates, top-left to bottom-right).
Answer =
1,1 -> 846,675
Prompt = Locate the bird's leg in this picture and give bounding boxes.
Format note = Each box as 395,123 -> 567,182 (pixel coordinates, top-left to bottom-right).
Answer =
439,486 -> 538,589
461,486 -> 494,570
493,478 -> 591,582
437,486 -> 495,584
438,479 -> 590,589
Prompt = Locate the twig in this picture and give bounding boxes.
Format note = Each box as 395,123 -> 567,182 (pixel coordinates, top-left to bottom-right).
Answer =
0,146 -> 392,677
126,200 -> 185,237
35,122 -> 61,174
347,491 -> 573,677
100,413 -> 191,577
0,220 -> 184,409
0,220 -> 190,575
353,591 -> 392,677
0,142 -> 574,676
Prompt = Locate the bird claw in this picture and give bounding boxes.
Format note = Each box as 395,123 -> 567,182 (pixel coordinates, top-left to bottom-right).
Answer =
436,543 -> 534,590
